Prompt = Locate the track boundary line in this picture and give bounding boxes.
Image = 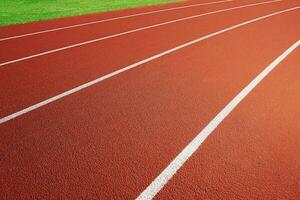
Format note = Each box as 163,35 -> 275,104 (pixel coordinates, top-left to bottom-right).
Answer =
136,40 -> 300,200
0,5 -> 299,124
0,0 -> 281,67
0,0 -> 233,42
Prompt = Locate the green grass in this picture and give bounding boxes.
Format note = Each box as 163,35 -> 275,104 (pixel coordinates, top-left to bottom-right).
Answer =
0,0 -> 183,27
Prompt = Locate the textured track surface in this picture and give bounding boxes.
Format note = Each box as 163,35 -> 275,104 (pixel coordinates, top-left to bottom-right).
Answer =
0,0 -> 299,199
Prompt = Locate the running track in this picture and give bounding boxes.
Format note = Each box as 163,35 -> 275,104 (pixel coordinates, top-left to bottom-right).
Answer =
0,0 -> 299,199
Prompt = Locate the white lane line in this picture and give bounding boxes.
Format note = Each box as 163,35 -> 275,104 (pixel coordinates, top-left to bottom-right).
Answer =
0,0 -> 281,67
0,0 -> 233,42
136,40 -> 300,200
0,5 -> 299,124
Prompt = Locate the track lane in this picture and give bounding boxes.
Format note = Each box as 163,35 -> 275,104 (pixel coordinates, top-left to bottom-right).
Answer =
1,9 -> 299,199
1,1 -> 298,119
0,0 -> 226,38
0,0 -> 233,41
155,43 -> 300,200
0,0 -> 276,63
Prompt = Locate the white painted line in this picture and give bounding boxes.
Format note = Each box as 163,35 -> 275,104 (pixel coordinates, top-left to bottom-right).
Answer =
136,40 -> 300,200
0,5 -> 299,124
0,0 -> 281,67
0,0 -> 233,42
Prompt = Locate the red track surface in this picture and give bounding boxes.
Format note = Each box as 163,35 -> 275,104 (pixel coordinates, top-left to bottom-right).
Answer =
0,0 -> 299,199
